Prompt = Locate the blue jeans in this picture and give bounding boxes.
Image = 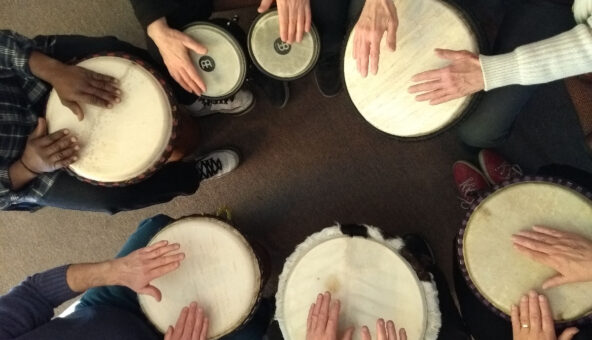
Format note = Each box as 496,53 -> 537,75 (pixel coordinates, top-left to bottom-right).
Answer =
77,215 -> 273,339
457,0 -> 576,148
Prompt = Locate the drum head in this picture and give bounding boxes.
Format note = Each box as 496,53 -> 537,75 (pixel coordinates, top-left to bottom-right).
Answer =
461,181 -> 592,323
343,0 -> 479,138
184,22 -> 247,99
46,56 -> 173,184
277,226 -> 438,340
138,216 -> 261,339
248,10 -> 320,80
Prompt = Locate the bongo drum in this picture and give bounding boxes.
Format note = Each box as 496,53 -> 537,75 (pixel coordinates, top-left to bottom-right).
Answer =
276,225 -> 441,340
248,10 -> 320,80
183,22 -> 247,99
45,54 -> 181,187
139,216 -> 262,339
343,0 -> 480,139
457,177 -> 592,326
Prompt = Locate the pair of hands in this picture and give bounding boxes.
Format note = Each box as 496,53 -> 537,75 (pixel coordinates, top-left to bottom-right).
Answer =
306,292 -> 406,340
352,0 -> 483,105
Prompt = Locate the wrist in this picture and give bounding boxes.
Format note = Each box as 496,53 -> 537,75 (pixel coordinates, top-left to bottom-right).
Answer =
19,158 -> 40,175
147,17 -> 170,41
66,261 -> 115,292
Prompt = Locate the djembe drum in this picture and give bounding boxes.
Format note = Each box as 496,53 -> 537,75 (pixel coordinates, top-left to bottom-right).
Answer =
457,178 -> 592,326
343,0 -> 480,138
138,216 -> 262,339
276,224 -> 441,340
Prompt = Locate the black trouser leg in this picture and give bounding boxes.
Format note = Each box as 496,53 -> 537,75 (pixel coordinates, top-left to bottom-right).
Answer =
311,0 -> 352,57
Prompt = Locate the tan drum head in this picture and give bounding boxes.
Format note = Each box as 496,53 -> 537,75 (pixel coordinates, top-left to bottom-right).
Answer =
184,22 -> 247,99
46,56 -> 173,184
461,181 -> 592,322
343,0 -> 479,138
248,10 -> 320,80
138,216 -> 261,339
276,226 -> 441,340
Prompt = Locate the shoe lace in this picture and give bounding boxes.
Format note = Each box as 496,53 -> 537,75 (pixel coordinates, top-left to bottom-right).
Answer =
197,157 -> 223,179
198,94 -> 235,106
458,177 -> 479,198
458,196 -> 476,210
494,162 -> 523,181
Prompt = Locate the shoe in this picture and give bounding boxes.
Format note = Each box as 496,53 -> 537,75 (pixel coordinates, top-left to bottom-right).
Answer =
314,53 -> 342,97
250,68 -> 289,109
403,234 -> 436,267
195,148 -> 241,180
453,161 -> 490,209
478,149 -> 523,185
186,89 -> 255,117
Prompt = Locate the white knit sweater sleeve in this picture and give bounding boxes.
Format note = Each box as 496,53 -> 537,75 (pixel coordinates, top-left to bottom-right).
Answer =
479,0 -> 592,91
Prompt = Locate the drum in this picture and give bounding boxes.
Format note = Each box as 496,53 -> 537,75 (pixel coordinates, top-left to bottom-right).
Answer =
248,10 -> 320,80
184,21 -> 247,99
457,177 -> 592,326
46,53 -> 182,187
343,0 -> 480,139
276,224 -> 441,340
138,216 -> 262,339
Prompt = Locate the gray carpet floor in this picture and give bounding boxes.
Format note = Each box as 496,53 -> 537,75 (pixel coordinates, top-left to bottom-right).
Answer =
1,0 -> 591,338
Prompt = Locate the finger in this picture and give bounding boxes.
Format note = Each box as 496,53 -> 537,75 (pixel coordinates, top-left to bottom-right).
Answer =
82,86 -> 119,107
89,70 -> 117,83
342,327 -> 355,340
387,321 -> 397,340
311,293 -> 323,330
538,295 -> 555,333
143,242 -> 180,259
542,274 -> 571,290
183,35 -> 208,55
31,118 -> 49,140
140,240 -> 169,254
386,12 -> 397,51
182,64 -> 206,95
434,48 -> 467,61
138,285 -> 162,302
376,319 -> 387,340
511,304 -> 520,337
558,327 -> 580,340
325,300 -> 341,335
370,34 -> 381,75
360,40 -> 370,77
47,134 -> 77,156
415,89 -> 446,102
173,70 -> 193,94
304,2 -> 311,33
147,252 -> 185,271
278,1 -> 289,42
175,306 -> 190,333
199,317 -> 209,340
361,326 -> 372,340
430,94 -> 459,105
191,305 -> 205,340
353,28 -> 359,60
408,80 -> 442,94
89,79 -> 121,99
49,145 -> 79,165
79,93 -> 110,108
528,291 -> 542,332
258,0 -> 274,13
399,328 -> 407,340
411,69 -> 442,82
307,303 -> 315,331
514,231 -> 557,245
512,236 -> 554,255
317,292 -> 332,330
519,295 -> 529,328
165,326 -> 174,340
40,129 -> 70,147
54,154 -> 79,169
182,302 -> 198,339
513,243 -> 551,266
287,5 -> 297,44
296,6 -> 304,43
532,225 -> 566,238
148,260 -> 183,281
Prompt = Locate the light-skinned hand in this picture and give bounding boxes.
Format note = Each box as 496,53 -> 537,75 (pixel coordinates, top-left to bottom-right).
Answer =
352,0 -> 398,77
258,0 -> 312,43
306,292 -> 355,340
511,291 -> 579,340
164,302 -> 209,340
408,49 -> 483,105
361,319 -> 406,340
512,225 -> 592,289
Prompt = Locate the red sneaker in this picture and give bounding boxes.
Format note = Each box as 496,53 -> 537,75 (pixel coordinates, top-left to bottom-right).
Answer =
478,149 -> 523,185
453,161 -> 490,209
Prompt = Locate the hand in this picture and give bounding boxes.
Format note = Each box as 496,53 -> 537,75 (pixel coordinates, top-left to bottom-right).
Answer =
361,319 -> 406,340
110,240 -> 185,301
306,292 -> 354,340
20,118 -> 79,174
512,225 -> 592,289
148,18 -> 207,95
164,302 -> 209,340
408,49 -> 483,105
52,64 -> 121,121
258,0 -> 312,43
352,0 -> 398,77
511,291 -> 579,340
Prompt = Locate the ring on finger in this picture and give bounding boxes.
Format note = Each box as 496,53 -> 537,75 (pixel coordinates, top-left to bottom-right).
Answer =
521,324 -> 529,328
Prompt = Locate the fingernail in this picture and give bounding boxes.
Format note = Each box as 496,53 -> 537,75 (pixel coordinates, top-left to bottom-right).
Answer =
529,290 -> 537,297
198,307 -> 203,313
115,97 -> 121,103
107,104 -> 113,109
63,129 -> 69,135
191,302 -> 197,308
72,157 -> 78,161
74,146 -> 80,151
71,137 -> 77,142
512,304 -> 517,310
521,295 -> 527,302
116,89 -> 121,95
539,295 -> 545,301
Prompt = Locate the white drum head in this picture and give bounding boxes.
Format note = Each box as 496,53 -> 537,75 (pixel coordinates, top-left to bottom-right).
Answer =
46,56 -> 172,183
249,10 -> 320,80
184,23 -> 246,99
343,0 -> 478,138
277,226 -> 441,340
138,217 -> 261,339
463,182 -> 592,321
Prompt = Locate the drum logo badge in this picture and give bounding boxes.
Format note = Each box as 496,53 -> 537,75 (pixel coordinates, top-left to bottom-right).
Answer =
199,56 -> 216,72
274,38 -> 291,55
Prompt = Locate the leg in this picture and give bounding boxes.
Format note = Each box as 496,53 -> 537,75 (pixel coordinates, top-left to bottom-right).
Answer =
76,215 -> 174,316
536,165 -> 592,191
457,0 -> 576,148
428,266 -> 471,340
221,298 -> 274,340
311,0 -> 352,57
38,162 -> 201,214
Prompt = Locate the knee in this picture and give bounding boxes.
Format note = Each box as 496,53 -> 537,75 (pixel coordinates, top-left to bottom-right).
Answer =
457,121 -> 509,149
136,214 -> 174,233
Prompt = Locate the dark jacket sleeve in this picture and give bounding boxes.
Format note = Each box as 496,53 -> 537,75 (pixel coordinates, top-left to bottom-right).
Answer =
0,265 -> 78,339
129,0 -> 181,30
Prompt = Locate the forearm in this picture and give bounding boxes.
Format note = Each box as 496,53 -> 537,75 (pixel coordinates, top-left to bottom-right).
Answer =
66,261 -> 119,293
28,51 -> 66,86
8,159 -> 37,190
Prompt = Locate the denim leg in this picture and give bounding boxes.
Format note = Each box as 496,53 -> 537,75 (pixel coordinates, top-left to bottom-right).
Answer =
76,215 -> 174,316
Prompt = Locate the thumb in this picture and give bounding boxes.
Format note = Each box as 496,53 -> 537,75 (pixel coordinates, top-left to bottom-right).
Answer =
65,101 -> 84,121
138,285 -> 162,302
258,0 -> 275,13
435,48 -> 466,61
183,35 -> 208,55
542,274 -> 571,290
164,326 -> 173,340
559,327 -> 580,340
342,327 -> 355,340
31,118 -> 47,138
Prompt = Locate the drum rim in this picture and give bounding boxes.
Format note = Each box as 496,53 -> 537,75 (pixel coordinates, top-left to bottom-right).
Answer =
341,0 -> 487,141
45,52 -> 179,187
183,21 -> 248,100
456,176 -> 592,326
276,224 -> 441,340
137,214 -> 263,339
247,9 -> 321,81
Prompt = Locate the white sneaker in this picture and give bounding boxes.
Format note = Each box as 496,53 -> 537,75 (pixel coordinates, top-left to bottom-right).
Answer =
195,148 -> 241,180
186,89 -> 255,117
